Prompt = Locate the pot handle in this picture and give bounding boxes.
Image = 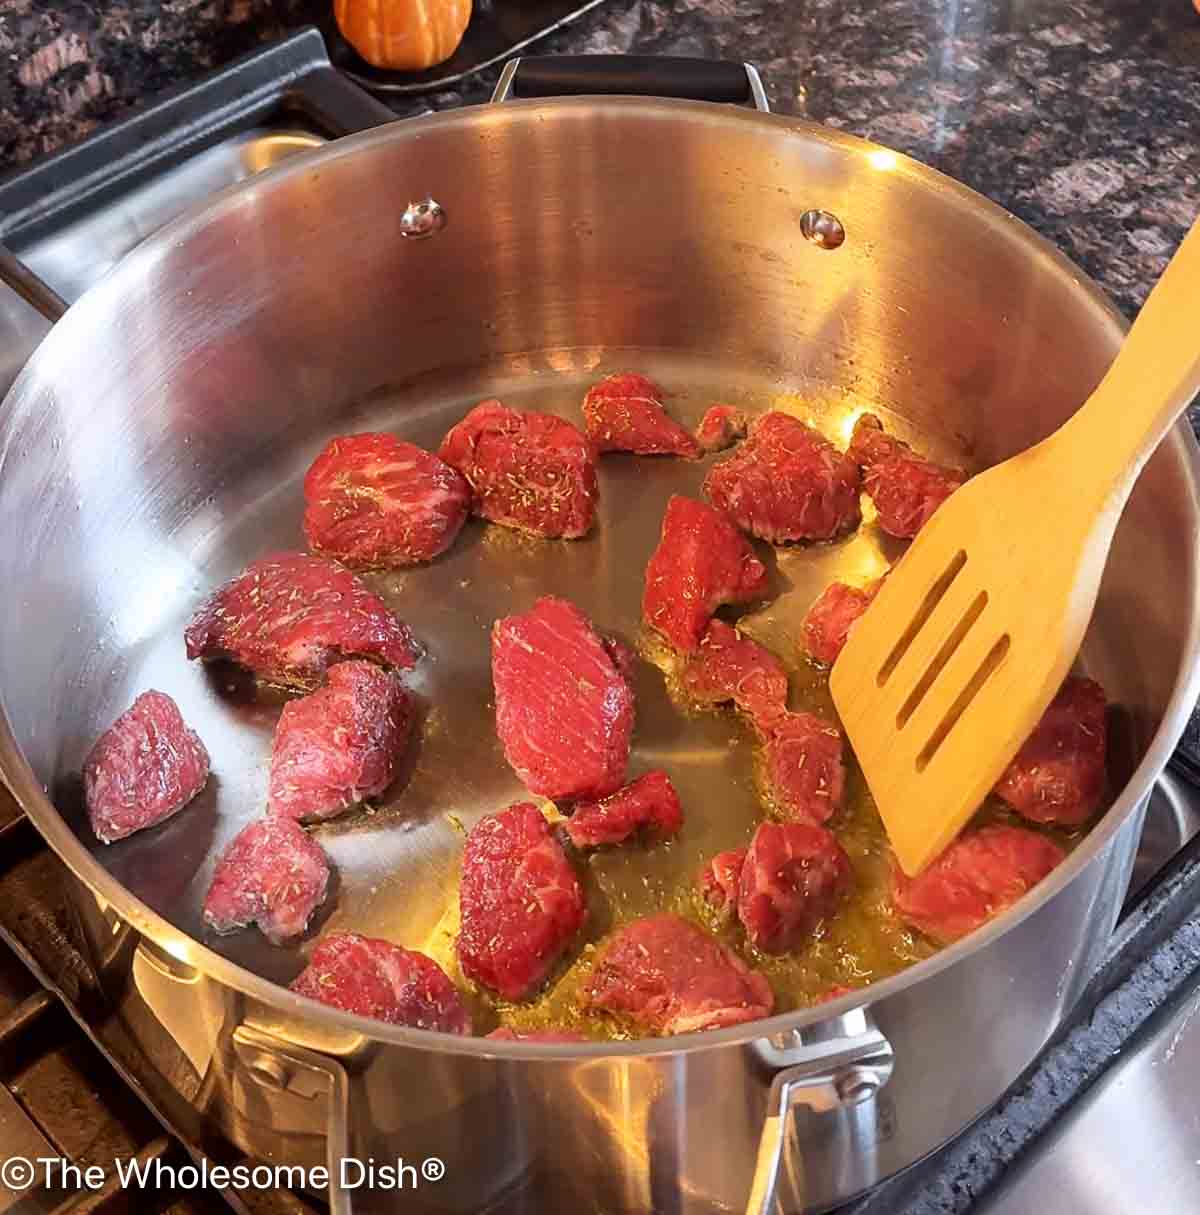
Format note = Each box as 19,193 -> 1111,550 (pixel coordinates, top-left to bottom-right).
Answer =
746,1008 -> 895,1215
0,245 -> 66,323
232,1024 -> 353,1215
491,54 -> 770,112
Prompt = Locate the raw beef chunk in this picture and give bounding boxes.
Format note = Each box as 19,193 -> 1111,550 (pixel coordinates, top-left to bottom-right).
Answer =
891,824 -> 1065,944
84,691 -> 210,844
585,914 -> 774,1035
642,496 -> 768,653
681,619 -> 788,729
203,817 -> 329,944
185,552 -> 419,689
438,399 -> 598,538
291,932 -> 471,1033
757,711 -> 846,824
695,404 -> 748,453
303,432 -> 470,567
801,578 -> 884,666
457,803 -> 587,1001
581,373 -> 701,459
704,412 -> 861,542
737,821 -> 852,953
848,413 -> 965,538
492,596 -> 634,801
269,661 -> 412,823
695,848 -> 748,926
565,770 -> 683,848
994,676 -> 1107,826
485,1028 -> 589,1042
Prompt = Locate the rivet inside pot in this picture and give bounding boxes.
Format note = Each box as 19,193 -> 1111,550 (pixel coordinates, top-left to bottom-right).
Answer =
400,197 -> 447,239
800,208 -> 846,249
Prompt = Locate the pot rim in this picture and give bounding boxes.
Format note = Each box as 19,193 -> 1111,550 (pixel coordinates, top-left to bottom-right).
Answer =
3,96 -> 1198,1060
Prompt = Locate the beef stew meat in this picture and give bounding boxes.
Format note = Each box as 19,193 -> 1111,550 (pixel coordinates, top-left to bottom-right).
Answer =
585,914 -> 774,1035
680,618 -> 789,730
848,413 -> 966,539
291,932 -> 471,1033
492,596 -> 634,801
801,577 -> 884,667
438,399 -> 598,538
695,404 -> 748,453
129,366 -> 1108,1042
696,847 -> 748,927
582,373 -> 702,459
202,816 -> 330,944
757,710 -> 846,825
737,821 -> 853,954
642,495 -> 768,653
993,676 -> 1108,827
84,691 -> 210,844
303,432 -> 471,567
565,770 -> 684,849
185,552 -> 419,689
269,660 -> 411,823
704,411 -> 861,543
457,803 -> 587,1001
891,824 -> 1066,945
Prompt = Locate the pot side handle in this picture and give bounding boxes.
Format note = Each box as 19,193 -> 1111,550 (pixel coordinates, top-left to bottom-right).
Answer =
491,54 -> 770,112
0,246 -> 66,324
232,1024 -> 353,1215
746,1009 -> 895,1215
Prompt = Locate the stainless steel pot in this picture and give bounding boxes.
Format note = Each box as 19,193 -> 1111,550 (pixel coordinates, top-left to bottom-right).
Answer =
0,55 -> 1197,1215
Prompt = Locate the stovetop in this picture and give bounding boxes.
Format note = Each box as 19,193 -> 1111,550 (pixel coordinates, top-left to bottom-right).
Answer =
2,29 -> 1200,1215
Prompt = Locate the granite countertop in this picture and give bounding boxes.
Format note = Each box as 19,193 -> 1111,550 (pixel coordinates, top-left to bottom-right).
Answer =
0,0 -> 1198,319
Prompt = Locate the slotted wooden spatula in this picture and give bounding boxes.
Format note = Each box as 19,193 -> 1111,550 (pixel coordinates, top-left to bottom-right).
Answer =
831,215 -> 1200,877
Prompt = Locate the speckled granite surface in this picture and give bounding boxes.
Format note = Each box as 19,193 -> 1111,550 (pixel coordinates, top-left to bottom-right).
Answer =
0,1 -> 1198,317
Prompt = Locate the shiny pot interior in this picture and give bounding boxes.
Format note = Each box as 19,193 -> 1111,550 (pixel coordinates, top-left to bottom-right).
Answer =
0,99 -> 1197,1050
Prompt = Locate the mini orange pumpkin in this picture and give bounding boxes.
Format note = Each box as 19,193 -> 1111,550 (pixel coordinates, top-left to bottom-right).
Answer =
334,0 -> 472,71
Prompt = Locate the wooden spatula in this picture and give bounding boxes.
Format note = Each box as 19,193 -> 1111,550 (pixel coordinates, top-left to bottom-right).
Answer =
831,215 -> 1200,877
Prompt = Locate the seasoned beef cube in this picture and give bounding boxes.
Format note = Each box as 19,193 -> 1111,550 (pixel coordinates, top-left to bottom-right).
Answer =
438,399 -> 598,538
203,817 -> 329,944
565,770 -> 683,849
291,932 -> 471,1033
891,824 -> 1066,945
737,821 -> 852,953
585,914 -> 774,1035
303,432 -> 470,567
757,710 -> 846,824
801,577 -> 884,666
696,848 -> 748,926
457,803 -> 587,1001
84,691 -> 210,844
269,661 -> 412,823
704,412 -> 861,542
695,404 -> 748,453
681,619 -> 788,729
492,596 -> 634,801
848,413 -> 965,538
582,373 -> 701,459
185,552 -> 419,689
642,496 -> 768,653
485,1028 -> 589,1042
994,676 -> 1108,826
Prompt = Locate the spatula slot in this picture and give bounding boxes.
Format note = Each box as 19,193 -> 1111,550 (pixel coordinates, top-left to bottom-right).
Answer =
877,549 -> 967,687
895,590 -> 989,730
914,633 -> 1011,772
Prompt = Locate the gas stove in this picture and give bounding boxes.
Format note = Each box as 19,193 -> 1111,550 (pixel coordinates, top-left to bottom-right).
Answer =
1,29 -> 1199,1215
